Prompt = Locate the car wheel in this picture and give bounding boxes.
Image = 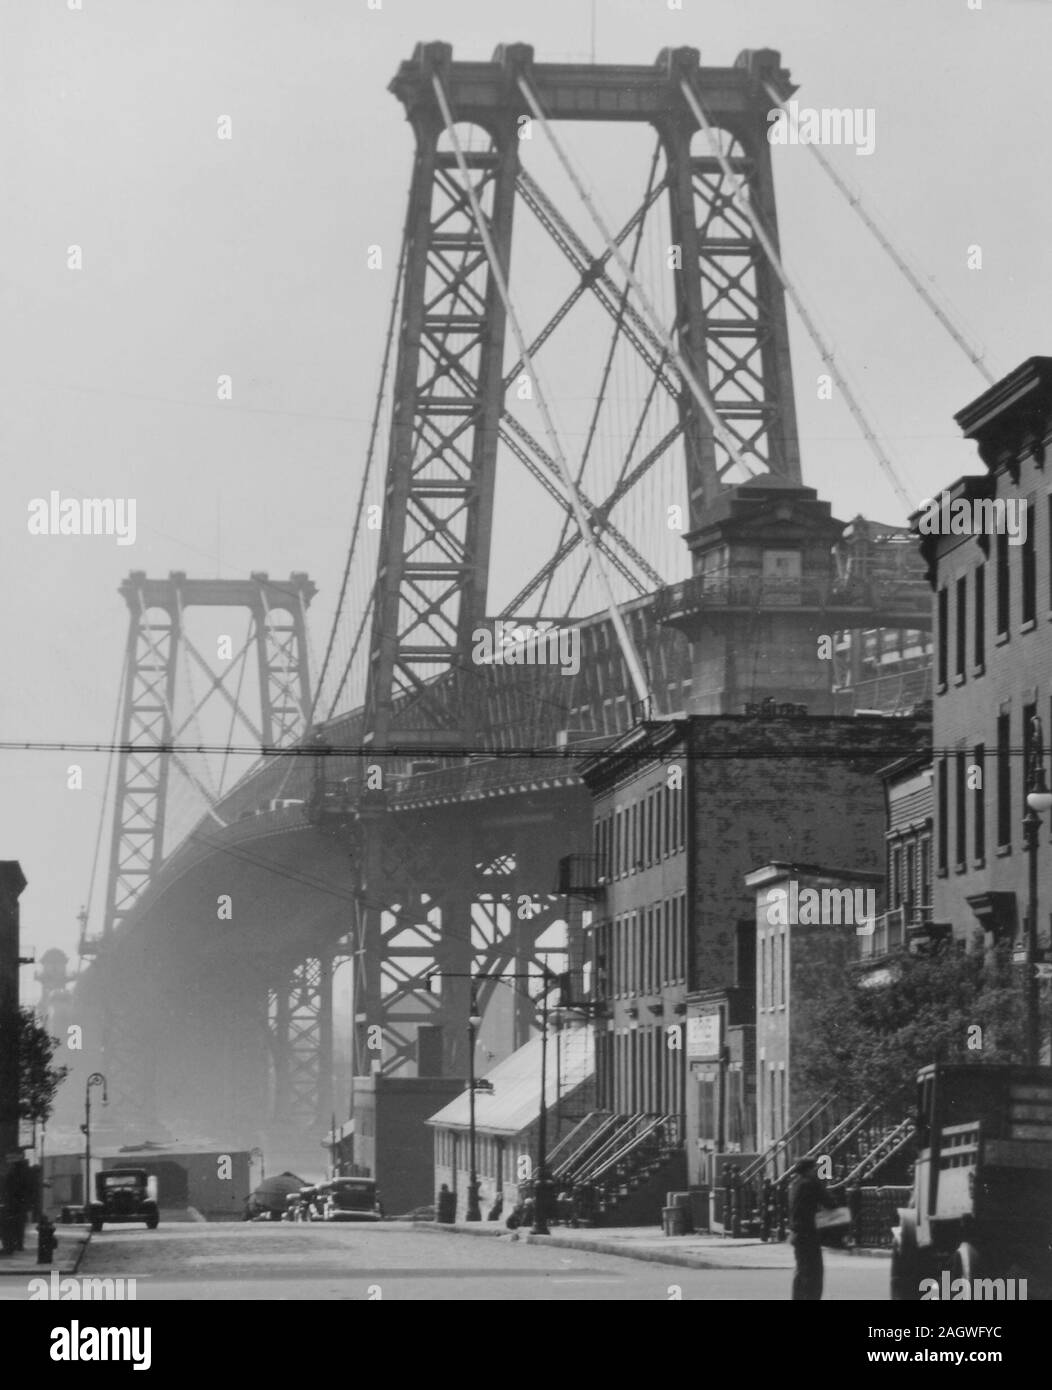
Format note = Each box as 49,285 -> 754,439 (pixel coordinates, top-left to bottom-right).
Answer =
90,1219 -> 103,1233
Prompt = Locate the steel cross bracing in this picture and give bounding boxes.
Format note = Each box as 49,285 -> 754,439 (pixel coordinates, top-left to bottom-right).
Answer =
268,955 -> 334,1129
363,41 -> 802,753
349,802 -> 584,1077
98,574 -> 317,946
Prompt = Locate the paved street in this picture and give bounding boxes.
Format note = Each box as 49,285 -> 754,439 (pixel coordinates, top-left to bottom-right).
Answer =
1,1222 -> 887,1300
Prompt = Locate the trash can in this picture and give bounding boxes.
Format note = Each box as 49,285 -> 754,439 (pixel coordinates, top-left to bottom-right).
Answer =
662,1204 -> 688,1237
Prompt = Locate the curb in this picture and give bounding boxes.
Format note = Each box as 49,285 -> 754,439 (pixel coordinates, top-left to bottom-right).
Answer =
0,1229 -> 91,1279
415,1221 -> 786,1272
415,1221 -> 890,1272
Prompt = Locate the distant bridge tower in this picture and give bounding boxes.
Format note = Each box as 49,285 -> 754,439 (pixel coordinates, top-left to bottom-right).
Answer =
90,571 -> 316,1122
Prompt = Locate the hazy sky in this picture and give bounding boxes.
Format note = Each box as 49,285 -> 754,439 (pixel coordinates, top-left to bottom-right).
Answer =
3,0 -> 1050,977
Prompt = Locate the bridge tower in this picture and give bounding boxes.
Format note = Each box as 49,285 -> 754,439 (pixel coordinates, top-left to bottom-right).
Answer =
89,571 -> 316,1124
352,42 -> 804,1080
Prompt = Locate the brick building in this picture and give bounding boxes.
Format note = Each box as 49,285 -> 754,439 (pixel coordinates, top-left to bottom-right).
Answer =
579,711 -> 928,1187
919,358 -> 1052,1002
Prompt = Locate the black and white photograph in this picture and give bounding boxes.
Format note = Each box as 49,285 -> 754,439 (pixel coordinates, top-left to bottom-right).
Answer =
1,0 -> 1050,1353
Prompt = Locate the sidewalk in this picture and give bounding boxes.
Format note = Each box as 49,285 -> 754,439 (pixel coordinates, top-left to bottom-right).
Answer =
420,1220 -> 891,1273
0,1225 -> 90,1279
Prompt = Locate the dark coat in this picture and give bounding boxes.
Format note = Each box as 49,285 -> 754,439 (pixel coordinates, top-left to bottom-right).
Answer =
788,1172 -> 836,1238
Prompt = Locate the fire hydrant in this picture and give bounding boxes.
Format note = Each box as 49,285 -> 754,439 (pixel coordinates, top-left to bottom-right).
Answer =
36,1215 -> 58,1265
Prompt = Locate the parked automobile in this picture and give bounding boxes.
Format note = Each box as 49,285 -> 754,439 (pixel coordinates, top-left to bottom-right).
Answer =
88,1169 -> 159,1232
320,1177 -> 384,1222
891,1063 -> 1052,1299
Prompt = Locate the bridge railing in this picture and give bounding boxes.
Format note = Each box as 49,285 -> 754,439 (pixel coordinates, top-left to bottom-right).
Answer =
651,573 -> 932,623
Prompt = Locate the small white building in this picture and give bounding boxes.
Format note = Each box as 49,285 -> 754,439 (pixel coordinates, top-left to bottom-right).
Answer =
426,1022 -> 595,1221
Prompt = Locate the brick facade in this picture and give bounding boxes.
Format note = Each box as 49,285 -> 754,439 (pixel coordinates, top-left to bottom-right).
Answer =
922,358 -> 1052,983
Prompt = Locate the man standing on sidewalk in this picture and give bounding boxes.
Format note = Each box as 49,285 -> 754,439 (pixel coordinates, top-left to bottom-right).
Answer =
789,1157 -> 837,1300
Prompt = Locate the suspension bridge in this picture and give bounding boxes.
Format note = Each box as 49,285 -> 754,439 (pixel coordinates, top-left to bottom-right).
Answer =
60,41 -> 987,1165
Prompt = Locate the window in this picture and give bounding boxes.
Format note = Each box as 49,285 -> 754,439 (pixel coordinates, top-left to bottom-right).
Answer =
920,837 -> 932,907
614,809 -> 622,877
1023,702 -> 1037,815
956,575 -> 967,679
974,564 -> 985,668
1022,496 -> 1036,624
937,758 -> 948,873
997,712 -> 1011,849
955,750 -> 967,868
996,529 -> 1010,635
760,934 -> 768,1010
937,588 -> 948,686
900,839 -> 911,906
891,845 -> 903,907
973,744 -> 985,862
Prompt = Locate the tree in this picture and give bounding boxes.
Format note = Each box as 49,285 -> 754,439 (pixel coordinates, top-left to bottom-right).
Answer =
18,1008 -> 68,1125
794,937 -> 1025,1113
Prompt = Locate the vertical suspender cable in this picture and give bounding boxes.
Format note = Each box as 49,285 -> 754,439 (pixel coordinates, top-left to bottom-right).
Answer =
517,74 -> 758,483
762,82 -> 996,388
431,73 -> 654,713
678,76 -> 914,515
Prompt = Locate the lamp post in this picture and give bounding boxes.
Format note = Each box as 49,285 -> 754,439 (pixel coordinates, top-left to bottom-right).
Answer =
1024,715 -> 1052,1066
532,966 -> 555,1236
466,981 -> 482,1222
80,1073 -> 107,1208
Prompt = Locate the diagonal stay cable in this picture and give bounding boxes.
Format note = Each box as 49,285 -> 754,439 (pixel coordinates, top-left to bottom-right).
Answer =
433,72 -> 652,710
518,73 -> 757,483
536,138 -> 663,615
762,80 -> 996,388
679,77 -> 913,514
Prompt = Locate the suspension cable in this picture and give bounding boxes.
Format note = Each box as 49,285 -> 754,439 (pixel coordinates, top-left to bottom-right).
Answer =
537,140 -> 662,614
762,82 -> 996,388
82,642 -> 128,936
517,74 -> 758,484
679,76 -> 914,515
312,220 -> 408,724
432,73 -> 653,712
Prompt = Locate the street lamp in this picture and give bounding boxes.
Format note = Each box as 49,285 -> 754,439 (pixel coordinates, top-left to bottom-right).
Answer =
1024,715 -> 1052,1066
532,966 -> 555,1236
80,1073 -> 107,1208
466,981 -> 483,1222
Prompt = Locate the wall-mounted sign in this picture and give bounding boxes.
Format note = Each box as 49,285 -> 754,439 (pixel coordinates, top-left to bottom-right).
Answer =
686,1008 -> 721,1060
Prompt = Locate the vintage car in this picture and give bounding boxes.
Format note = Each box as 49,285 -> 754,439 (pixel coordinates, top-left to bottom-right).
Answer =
891,1063 -> 1052,1299
319,1177 -> 384,1222
87,1168 -> 159,1232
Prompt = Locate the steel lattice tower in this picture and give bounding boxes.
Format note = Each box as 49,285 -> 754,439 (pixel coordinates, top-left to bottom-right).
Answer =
363,41 -> 800,752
